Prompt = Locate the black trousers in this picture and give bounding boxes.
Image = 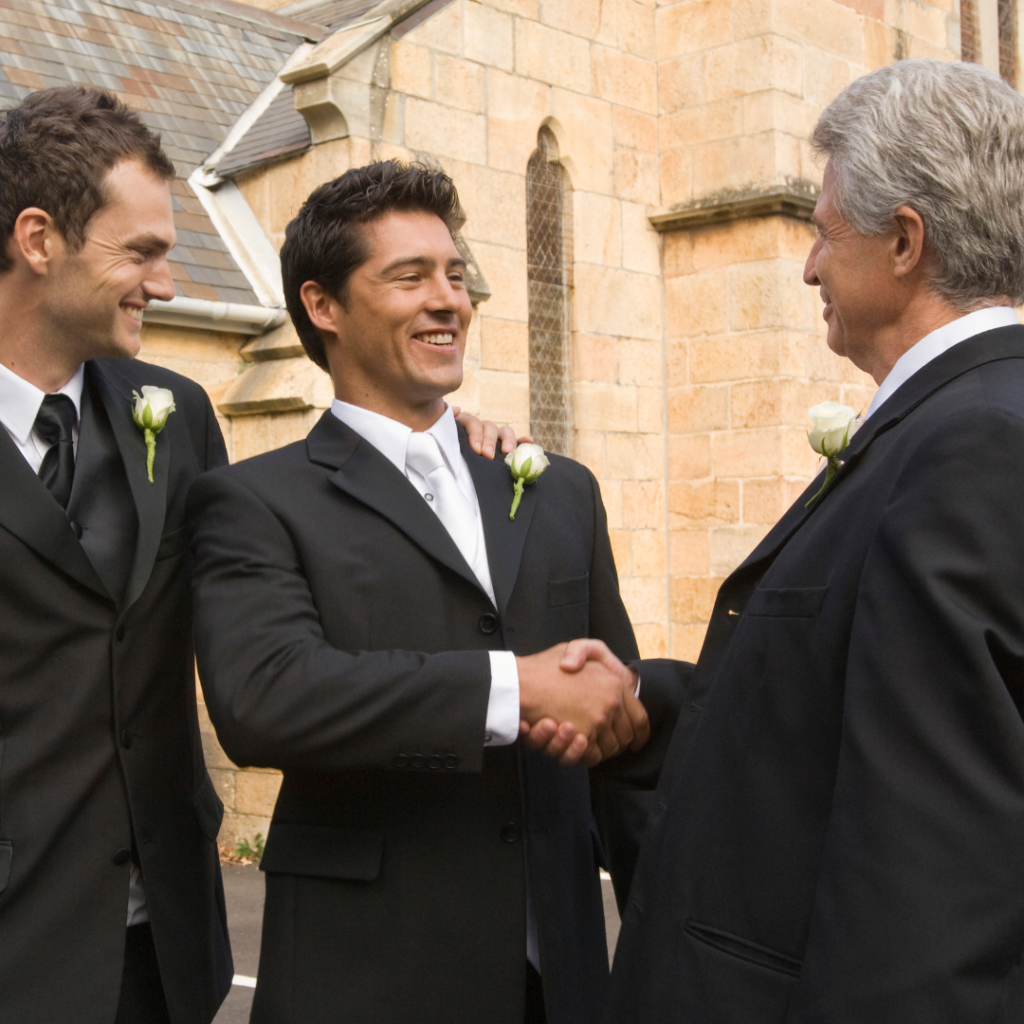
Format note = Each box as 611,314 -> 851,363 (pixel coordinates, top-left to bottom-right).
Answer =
115,923 -> 171,1024
525,963 -> 546,1024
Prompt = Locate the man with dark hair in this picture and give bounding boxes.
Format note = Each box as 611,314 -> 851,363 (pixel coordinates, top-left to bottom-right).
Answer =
0,86 -> 233,1024
189,159 -> 663,1024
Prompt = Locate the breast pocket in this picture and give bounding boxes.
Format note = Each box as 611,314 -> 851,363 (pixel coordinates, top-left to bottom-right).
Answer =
155,525 -> 189,562
549,573 -> 589,607
746,586 -> 828,618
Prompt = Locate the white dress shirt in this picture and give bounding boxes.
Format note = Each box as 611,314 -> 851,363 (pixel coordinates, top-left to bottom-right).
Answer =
330,400 -> 521,746
0,360 -> 149,928
864,306 -> 1019,420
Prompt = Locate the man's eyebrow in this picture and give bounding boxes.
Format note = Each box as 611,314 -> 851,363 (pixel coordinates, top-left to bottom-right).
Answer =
129,234 -> 173,252
381,255 -> 436,274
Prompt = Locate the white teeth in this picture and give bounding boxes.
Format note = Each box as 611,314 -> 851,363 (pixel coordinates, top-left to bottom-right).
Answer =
121,306 -> 144,322
419,333 -> 453,346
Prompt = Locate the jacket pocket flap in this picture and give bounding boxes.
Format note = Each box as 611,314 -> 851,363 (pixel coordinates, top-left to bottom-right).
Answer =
0,840 -> 10,893
191,774 -> 224,843
260,823 -> 384,882
549,573 -> 590,607
747,586 -> 827,618
156,525 -> 189,561
684,919 -> 802,977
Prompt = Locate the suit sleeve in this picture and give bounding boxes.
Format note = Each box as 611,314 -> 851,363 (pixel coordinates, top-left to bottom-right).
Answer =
791,408 -> 1024,1021
582,467 -> 691,910
187,469 -> 492,775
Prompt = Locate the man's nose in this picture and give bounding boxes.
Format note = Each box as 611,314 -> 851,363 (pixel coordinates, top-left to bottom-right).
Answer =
803,242 -> 821,287
143,256 -> 176,303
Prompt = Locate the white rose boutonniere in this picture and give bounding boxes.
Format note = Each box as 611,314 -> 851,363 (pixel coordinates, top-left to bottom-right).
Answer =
131,386 -> 176,483
505,442 -> 550,520
805,401 -> 858,508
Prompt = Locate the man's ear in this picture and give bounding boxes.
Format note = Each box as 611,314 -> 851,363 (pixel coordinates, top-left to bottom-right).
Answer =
11,207 -> 60,276
891,205 -> 926,280
300,280 -> 342,336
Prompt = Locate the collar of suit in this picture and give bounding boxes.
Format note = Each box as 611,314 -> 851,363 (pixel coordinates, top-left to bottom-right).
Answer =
0,359 -> 169,618
306,410 -> 539,618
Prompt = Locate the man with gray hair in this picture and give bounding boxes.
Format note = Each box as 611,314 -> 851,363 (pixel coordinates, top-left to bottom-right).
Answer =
601,59 -> 1024,1022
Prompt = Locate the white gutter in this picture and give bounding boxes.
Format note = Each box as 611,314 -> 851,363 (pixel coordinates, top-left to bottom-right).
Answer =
143,296 -> 287,336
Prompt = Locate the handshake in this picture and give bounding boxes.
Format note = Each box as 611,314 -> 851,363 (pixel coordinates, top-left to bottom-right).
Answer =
515,640 -> 647,768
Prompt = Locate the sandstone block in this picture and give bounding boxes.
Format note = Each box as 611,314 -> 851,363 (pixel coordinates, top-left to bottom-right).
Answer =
599,0 -> 657,59
617,338 -> 663,387
703,36 -> 803,102
689,332 -> 787,384
486,0 -> 538,15
660,97 -> 744,149
208,768 -> 236,811
743,89 -> 822,138
709,524 -> 770,574
623,480 -> 666,529
692,132 -> 779,201
477,368 -> 530,427
665,269 -> 729,336
612,106 -> 657,150
391,39 -> 432,99
668,432 -> 712,479
742,476 -> 791,524
402,0 -> 461,54
614,147 -> 660,204
638,386 -> 665,433
486,69 -> 551,173
539,0 -> 603,38
670,622 -> 709,662
835,0 -> 884,18
712,426 -> 785,477
631,528 -> 668,575
692,216 -> 815,271
668,478 -> 739,526
663,231 -> 695,278
573,263 -> 661,339
635,623 -> 669,659
599,477 -> 624,528
773,0 -> 865,62
608,528 -> 631,574
405,98 -> 486,164
575,191 -> 623,266
464,1 -> 514,71
670,528 -> 711,575
516,19 -> 592,94
481,316 -> 529,372
592,45 -> 657,113
470,241 -> 527,320
667,384 -> 729,433
731,0 -> 774,38
445,159 -> 526,247
782,423 -> 827,475
435,54 -> 487,113
575,428 -> 608,476
236,769 -> 284,817
658,53 -> 704,115
621,574 -> 668,624
803,45 -> 854,106
575,381 -> 639,431
551,89 -> 615,193
665,338 -> 688,387
656,0 -> 732,58
382,91 -> 404,143
573,333 -> 619,381
670,575 -> 725,624
608,431 -> 665,479
660,149 -> 694,206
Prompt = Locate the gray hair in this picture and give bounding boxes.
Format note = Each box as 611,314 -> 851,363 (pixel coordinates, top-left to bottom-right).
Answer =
812,59 -> 1024,309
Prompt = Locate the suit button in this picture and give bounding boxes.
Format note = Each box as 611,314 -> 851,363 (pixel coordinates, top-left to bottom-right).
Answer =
427,754 -> 442,770
69,520 -> 83,539
115,624 -> 126,641
409,754 -> 424,769
120,729 -> 132,749
393,754 -> 408,769
111,848 -> 131,866
500,822 -> 521,844
444,755 -> 459,770
478,613 -> 498,634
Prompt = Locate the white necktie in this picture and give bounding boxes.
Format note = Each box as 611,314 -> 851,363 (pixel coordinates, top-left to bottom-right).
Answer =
405,432 -> 478,569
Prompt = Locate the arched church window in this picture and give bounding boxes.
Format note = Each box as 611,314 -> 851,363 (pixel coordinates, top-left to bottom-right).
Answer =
526,126 -> 574,456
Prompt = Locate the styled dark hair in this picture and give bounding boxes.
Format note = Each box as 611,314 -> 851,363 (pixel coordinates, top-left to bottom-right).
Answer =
281,160 -> 463,371
0,87 -> 175,273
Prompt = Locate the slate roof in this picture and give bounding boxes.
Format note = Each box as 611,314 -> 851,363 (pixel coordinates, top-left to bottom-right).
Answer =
0,0 -> 323,305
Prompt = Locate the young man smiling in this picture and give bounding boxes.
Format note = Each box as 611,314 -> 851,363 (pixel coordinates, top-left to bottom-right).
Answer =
189,161 -> 654,1024
0,88 -> 233,1024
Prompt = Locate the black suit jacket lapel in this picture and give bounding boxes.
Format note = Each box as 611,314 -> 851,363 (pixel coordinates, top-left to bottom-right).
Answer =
732,325 -> 1024,581
307,411 -> 486,598
461,433 -> 536,618
0,423 -> 109,598
90,361 -> 169,613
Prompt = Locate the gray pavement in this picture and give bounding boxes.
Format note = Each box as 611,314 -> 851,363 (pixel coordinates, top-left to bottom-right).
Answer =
212,863 -> 622,1023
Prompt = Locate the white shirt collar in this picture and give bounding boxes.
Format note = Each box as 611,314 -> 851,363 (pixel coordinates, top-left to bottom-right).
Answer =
865,306 -> 1019,420
330,399 -> 462,473
0,361 -> 85,444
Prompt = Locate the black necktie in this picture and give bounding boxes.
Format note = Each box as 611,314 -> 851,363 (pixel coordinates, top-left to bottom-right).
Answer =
35,393 -> 77,509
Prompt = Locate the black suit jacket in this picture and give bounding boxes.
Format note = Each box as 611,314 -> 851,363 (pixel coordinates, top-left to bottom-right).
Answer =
0,359 -> 232,1024
608,327 -> 1024,1023
188,411 -> 642,1024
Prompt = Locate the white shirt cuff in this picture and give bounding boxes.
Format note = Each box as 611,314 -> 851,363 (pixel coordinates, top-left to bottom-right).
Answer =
485,650 -> 520,746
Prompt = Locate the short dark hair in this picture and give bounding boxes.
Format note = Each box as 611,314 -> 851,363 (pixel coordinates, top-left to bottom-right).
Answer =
0,87 -> 175,273
281,160 -> 463,372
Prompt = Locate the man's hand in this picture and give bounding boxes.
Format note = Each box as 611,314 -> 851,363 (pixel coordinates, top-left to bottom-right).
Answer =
451,405 -> 532,459
520,640 -> 646,767
517,641 -> 647,768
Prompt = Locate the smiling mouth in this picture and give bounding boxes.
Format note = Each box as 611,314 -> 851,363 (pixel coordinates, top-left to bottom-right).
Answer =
121,305 -> 145,323
417,332 -> 454,347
